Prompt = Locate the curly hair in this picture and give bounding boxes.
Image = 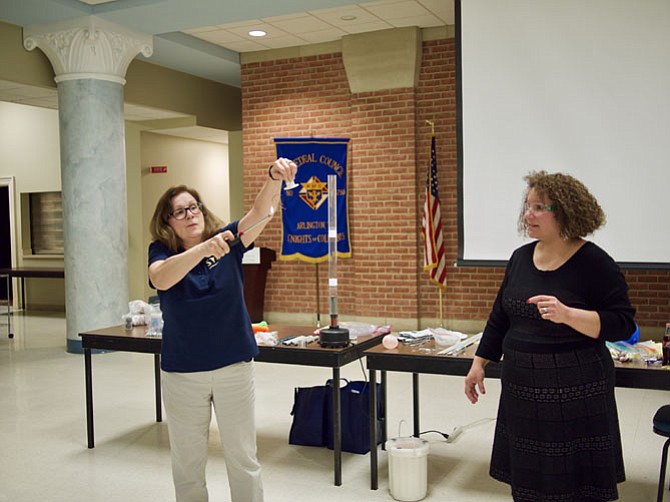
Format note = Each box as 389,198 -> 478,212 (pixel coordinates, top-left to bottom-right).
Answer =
149,185 -> 224,252
517,171 -> 606,240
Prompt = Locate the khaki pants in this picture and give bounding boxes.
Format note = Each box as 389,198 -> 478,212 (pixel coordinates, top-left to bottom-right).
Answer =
162,361 -> 263,502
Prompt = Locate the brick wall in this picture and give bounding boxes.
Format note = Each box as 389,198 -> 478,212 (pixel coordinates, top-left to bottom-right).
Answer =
241,38 -> 669,331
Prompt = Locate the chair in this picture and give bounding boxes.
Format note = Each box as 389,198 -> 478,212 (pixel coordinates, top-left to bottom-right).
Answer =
653,405 -> 670,502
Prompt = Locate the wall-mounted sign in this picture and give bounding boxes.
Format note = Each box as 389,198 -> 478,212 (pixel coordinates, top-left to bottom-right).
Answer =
150,166 -> 167,174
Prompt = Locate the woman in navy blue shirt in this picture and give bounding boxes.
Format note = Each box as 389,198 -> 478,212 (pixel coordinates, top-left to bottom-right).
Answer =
148,158 -> 296,502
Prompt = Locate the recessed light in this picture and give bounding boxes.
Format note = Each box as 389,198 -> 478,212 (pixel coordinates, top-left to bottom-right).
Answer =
248,30 -> 267,37
340,15 -> 357,21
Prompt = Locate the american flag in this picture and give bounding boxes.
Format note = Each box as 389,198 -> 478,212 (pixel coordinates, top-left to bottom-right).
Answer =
421,135 -> 447,288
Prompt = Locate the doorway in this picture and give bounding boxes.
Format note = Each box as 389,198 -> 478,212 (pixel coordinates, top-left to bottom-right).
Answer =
0,178 -> 16,304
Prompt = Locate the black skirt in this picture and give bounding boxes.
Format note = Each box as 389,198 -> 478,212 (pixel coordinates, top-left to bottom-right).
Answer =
490,343 -> 625,501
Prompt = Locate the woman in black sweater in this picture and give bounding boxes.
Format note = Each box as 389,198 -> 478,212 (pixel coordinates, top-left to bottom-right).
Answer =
465,171 -> 636,501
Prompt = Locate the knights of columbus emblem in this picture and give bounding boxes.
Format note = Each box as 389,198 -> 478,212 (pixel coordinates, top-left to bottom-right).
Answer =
298,175 -> 329,210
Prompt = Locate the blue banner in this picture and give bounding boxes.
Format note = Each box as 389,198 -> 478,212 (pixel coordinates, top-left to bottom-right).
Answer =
275,138 -> 351,262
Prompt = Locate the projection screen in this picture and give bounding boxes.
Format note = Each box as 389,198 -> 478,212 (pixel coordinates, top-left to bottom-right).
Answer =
457,0 -> 670,268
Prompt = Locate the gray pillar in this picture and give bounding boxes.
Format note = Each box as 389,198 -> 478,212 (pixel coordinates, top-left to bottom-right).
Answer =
58,79 -> 129,352
23,16 -> 152,352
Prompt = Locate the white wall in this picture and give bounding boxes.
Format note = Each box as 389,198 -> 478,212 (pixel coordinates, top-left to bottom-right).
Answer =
0,102 -> 61,192
0,101 -> 62,260
0,102 -> 63,308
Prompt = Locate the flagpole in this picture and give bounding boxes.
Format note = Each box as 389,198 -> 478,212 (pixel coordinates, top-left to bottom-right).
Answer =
425,119 -> 443,327
315,263 -> 321,327
439,288 -> 444,328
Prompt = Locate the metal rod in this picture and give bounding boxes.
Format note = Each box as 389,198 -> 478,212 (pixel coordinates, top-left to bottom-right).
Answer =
327,174 -> 338,327
225,212 -> 272,247
315,263 -> 321,327
207,210 -> 274,268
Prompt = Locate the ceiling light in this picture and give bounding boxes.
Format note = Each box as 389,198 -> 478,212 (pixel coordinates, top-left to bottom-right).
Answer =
248,30 -> 267,37
340,15 -> 357,21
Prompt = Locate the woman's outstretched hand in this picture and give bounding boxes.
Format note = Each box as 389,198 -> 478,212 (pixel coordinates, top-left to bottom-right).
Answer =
465,357 -> 487,404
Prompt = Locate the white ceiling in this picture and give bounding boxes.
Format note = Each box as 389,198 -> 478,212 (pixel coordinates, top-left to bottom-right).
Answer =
2,0 -> 453,86
0,0 -> 453,142
183,0 -> 451,53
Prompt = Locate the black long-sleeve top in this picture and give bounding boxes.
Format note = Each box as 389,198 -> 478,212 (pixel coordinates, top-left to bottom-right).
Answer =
475,241 -> 636,362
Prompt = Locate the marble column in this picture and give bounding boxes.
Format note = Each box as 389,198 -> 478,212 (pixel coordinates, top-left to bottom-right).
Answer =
23,17 -> 152,352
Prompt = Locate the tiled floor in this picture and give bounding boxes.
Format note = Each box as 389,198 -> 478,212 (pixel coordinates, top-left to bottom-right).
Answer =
0,311 -> 667,501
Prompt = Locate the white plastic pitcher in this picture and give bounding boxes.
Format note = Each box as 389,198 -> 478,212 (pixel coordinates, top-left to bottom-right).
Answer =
386,436 -> 429,501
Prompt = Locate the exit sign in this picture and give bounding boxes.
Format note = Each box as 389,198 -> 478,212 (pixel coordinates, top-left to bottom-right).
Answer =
150,166 -> 167,174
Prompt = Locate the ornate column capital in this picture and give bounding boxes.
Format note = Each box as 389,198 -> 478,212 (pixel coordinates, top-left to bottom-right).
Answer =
23,16 -> 153,85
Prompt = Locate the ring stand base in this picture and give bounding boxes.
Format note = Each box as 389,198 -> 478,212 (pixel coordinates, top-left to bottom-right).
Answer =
319,327 -> 350,348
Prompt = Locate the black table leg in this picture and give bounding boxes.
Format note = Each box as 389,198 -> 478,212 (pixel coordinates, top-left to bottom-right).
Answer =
332,367 -> 342,486
4,274 -> 12,338
154,354 -> 162,422
370,369 -> 378,490
413,373 -> 420,437
84,347 -> 94,448
381,370 -> 387,447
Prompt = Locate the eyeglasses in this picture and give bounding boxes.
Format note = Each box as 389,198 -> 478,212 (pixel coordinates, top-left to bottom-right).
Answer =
170,202 -> 202,220
524,202 -> 556,214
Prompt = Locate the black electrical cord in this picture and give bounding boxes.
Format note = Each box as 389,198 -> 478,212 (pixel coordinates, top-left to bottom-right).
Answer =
419,430 -> 451,441
420,427 -> 464,443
